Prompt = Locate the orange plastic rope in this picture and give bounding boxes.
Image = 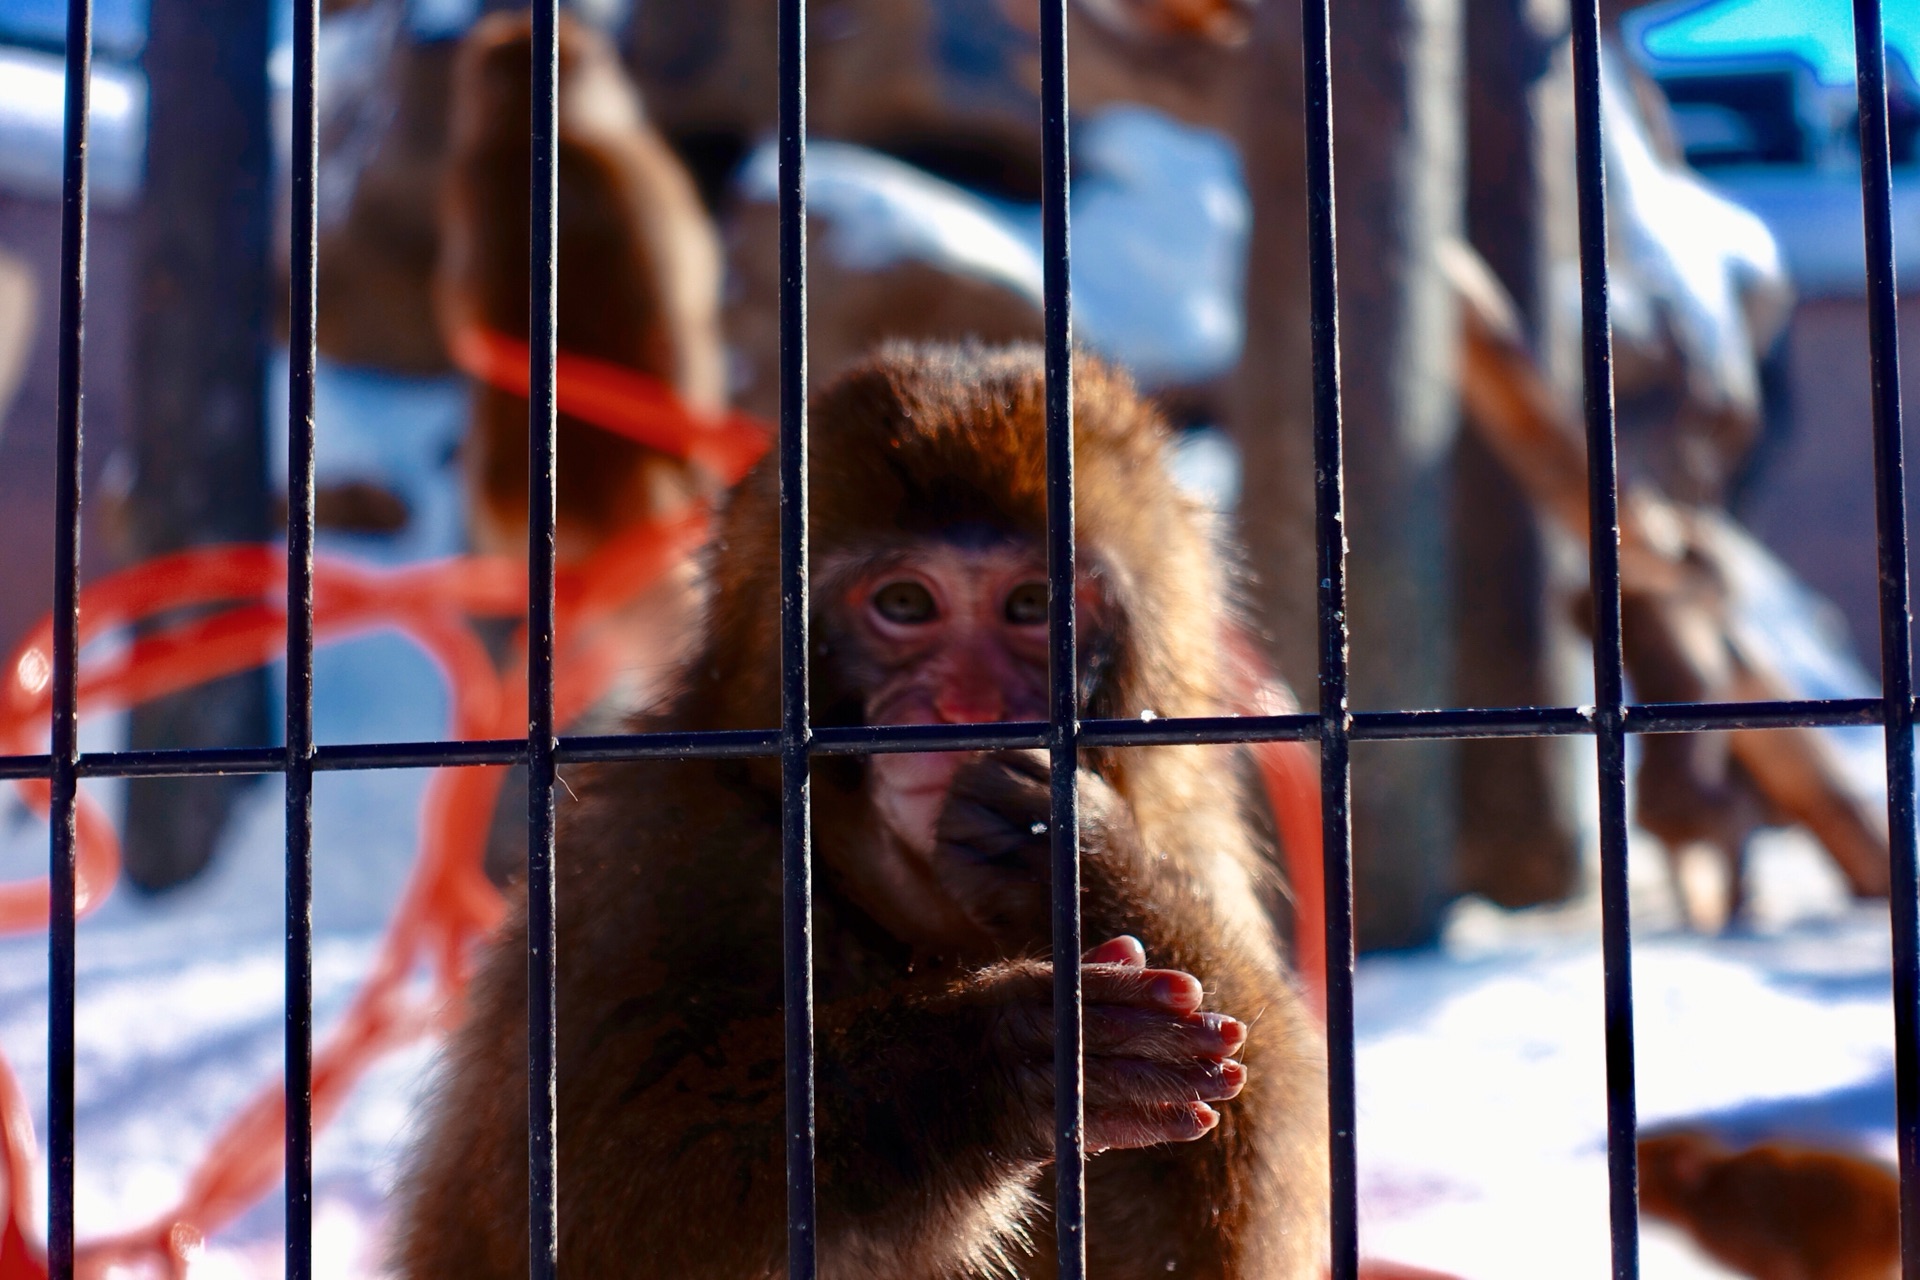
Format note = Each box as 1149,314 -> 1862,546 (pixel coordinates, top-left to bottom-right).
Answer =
448,324 -> 771,486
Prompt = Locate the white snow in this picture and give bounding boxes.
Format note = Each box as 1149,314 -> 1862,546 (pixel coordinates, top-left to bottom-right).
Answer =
738,138 -> 1048,308
1360,894 -> 1895,1279
1017,106 -> 1251,387
737,106 -> 1250,388
1575,60 -> 1791,429
0,45 -> 146,206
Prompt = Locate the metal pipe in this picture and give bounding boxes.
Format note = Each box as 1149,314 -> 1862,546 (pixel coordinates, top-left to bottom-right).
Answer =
46,0 -> 92,1269
283,0 -> 320,1269
525,3 -> 561,1274
1849,4 -> 1919,1275
1299,0 -> 1357,1272
776,0 -> 818,1269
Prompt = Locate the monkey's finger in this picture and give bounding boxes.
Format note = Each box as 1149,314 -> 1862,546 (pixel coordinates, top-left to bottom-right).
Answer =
1083,1005 -> 1245,1061
1086,1102 -> 1221,1154
935,792 -> 1049,871
949,750 -> 1050,799
1080,964 -> 1205,1014
988,749 -> 1052,784
1082,935 -> 1146,966
942,752 -> 1051,832
1086,1056 -> 1246,1112
991,964 -> 1209,1057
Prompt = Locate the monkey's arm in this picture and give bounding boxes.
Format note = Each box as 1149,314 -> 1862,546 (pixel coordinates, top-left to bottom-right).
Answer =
817,957 -> 1243,1277
558,961 -> 1239,1280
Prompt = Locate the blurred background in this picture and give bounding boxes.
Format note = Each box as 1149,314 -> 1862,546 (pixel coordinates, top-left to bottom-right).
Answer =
0,0 -> 1916,1275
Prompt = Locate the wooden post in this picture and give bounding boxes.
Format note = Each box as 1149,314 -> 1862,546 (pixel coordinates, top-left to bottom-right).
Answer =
1230,0 -> 1317,699
1453,0 -> 1583,907
1232,0 -> 1465,949
123,0 -> 275,892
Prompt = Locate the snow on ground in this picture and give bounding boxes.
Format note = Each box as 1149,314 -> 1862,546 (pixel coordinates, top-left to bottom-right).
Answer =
1362,878 -> 1894,1279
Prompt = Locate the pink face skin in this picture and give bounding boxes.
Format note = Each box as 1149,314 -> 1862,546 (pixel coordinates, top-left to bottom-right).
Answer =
837,543 -> 1056,854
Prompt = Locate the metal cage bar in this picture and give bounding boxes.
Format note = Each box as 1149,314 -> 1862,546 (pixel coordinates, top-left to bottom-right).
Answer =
10,694 -> 1920,786
525,2 -> 562,1276
776,0 -> 819,1270
1851,4 -> 1920,1277
48,0 -> 91,1271
1037,0 -> 1088,1274
284,0 -> 320,1271
1568,4 -> 1639,1276
1298,0 -> 1358,1276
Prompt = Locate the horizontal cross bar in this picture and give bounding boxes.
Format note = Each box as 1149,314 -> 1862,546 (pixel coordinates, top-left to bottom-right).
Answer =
0,695 -> 1903,783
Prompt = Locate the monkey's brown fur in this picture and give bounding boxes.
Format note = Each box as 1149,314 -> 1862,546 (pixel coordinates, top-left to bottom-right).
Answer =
396,345 -> 1328,1278
1639,1129 -> 1901,1280
437,12 -> 725,563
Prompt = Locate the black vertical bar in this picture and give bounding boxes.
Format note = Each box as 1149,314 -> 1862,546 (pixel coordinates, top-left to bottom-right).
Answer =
1300,0 -> 1355,1276
526,2 -> 560,1277
284,0 -> 318,1271
48,0 -> 90,1272
1851,4 -> 1919,1276
1038,0 -> 1084,1275
777,0 -> 818,1268
1570,6 -> 1637,1277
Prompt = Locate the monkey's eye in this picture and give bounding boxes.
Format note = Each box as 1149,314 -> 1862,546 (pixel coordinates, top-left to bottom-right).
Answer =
1004,582 -> 1049,626
872,580 -> 939,625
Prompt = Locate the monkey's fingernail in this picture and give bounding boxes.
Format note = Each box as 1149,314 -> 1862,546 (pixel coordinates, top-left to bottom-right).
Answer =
1203,1014 -> 1248,1055
1217,1059 -> 1247,1093
1192,1103 -> 1220,1132
1083,936 -> 1147,967
1151,974 -> 1203,1011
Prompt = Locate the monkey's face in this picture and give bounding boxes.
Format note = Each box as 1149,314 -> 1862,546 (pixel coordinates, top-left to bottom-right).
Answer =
817,538 -> 1059,855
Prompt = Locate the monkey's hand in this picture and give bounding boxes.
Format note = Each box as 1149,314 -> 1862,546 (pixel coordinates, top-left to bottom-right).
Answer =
983,937 -> 1247,1154
933,751 -> 1146,950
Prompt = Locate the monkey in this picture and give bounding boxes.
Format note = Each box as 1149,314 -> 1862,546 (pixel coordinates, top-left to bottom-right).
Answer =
395,343 -> 1329,1279
1639,1128 -> 1901,1280
438,13 -> 740,886
437,11 -> 727,569
1618,580 -> 1773,932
